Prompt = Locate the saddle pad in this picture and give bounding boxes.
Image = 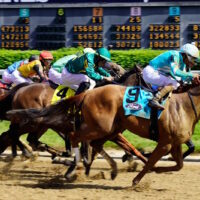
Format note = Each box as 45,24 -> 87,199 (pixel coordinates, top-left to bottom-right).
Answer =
123,86 -> 164,119
51,85 -> 75,104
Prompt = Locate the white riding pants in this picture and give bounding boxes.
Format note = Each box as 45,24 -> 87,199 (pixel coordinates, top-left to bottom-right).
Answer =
48,68 -> 62,85
61,67 -> 96,91
2,69 -> 12,84
11,70 -> 33,85
142,65 -> 180,89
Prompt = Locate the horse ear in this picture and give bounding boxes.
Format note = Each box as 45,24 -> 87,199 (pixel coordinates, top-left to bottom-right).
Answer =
135,64 -> 143,73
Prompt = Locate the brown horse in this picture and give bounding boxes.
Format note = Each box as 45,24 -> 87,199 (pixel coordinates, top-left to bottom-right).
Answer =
8,83 -> 200,186
0,75 -> 147,164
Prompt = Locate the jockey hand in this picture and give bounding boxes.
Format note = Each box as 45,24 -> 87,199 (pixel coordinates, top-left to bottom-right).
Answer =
192,73 -> 200,85
103,76 -> 114,82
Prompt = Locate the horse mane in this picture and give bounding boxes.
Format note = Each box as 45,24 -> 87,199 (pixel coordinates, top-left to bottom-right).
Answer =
115,65 -> 142,84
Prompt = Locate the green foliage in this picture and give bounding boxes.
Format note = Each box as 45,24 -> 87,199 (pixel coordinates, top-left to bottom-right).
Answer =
110,49 -> 164,69
0,48 -> 165,69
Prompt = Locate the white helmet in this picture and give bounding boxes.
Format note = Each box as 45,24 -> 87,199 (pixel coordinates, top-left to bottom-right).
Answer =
180,43 -> 199,58
83,48 -> 96,54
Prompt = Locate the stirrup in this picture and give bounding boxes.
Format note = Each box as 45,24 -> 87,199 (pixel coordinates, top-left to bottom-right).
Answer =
148,100 -> 165,110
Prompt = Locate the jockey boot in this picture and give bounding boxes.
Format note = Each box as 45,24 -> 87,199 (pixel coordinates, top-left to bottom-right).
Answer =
148,85 -> 174,110
75,82 -> 90,95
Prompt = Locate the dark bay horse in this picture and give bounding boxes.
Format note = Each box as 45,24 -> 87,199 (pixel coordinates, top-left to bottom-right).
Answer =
0,83 -> 33,157
8,84 -> 200,186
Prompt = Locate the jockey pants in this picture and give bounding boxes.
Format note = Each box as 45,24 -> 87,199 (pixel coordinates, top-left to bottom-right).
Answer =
11,70 -> 33,85
61,67 -> 96,91
2,69 -> 12,84
48,68 -> 62,85
142,65 -> 180,89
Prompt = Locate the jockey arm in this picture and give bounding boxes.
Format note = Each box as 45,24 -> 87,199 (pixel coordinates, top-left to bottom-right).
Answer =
85,54 -> 104,81
96,67 -> 111,77
170,61 -> 194,82
85,65 -> 103,81
33,64 -> 45,82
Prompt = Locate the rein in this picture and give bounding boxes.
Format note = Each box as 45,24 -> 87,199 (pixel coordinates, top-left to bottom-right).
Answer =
187,89 -> 200,121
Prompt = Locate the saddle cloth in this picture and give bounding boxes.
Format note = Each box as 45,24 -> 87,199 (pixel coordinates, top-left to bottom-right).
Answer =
51,85 -> 75,104
123,86 -> 165,119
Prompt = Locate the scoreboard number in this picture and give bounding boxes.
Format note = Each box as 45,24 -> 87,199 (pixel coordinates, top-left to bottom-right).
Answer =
93,8 -> 103,17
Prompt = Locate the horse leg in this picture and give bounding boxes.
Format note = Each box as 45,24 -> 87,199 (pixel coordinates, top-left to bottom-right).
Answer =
15,139 -> 33,158
90,139 -> 118,180
64,145 -> 80,181
0,130 -> 13,155
99,148 -> 117,180
49,131 -> 71,157
153,144 -> 183,173
62,134 -> 72,157
9,123 -> 21,157
11,143 -> 17,157
183,139 -> 195,159
132,143 -> 172,186
111,133 -> 147,164
27,131 -> 65,159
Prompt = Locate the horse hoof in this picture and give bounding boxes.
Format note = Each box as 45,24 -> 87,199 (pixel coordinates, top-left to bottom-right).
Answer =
22,151 -> 33,159
132,179 -> 139,186
62,151 -> 72,157
111,170 -> 117,180
64,173 -> 77,182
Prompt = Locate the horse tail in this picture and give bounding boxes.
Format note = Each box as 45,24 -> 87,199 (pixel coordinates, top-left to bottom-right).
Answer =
7,92 -> 86,124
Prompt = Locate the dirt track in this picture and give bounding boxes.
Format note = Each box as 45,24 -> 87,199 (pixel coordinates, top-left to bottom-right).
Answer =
0,152 -> 200,200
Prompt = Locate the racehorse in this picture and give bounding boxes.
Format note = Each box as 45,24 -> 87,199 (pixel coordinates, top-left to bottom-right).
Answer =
0,66 -> 147,165
0,82 -> 34,157
8,83 -> 200,186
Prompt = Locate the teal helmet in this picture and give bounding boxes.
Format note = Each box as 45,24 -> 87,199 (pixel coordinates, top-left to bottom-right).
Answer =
96,47 -> 111,62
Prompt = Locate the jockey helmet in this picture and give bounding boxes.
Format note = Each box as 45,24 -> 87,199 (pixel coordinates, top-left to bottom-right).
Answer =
180,43 -> 199,59
96,47 -> 111,62
29,55 -> 39,62
39,51 -> 54,61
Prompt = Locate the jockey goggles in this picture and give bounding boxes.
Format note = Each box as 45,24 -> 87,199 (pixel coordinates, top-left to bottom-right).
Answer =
43,59 -> 53,65
187,55 -> 198,65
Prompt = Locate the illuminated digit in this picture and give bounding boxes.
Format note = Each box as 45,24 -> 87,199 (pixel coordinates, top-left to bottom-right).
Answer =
174,16 -> 180,23
98,41 -> 103,47
116,33 -> 120,40
175,25 -> 180,31
136,25 -> 141,32
73,26 -> 78,32
149,25 -> 154,32
149,33 -> 153,40
136,16 -> 141,23
193,25 -> 198,31
129,17 -> 135,23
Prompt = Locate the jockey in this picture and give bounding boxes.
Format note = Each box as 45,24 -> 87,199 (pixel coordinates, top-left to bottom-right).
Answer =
61,47 -> 114,94
11,51 -> 53,85
48,54 -> 77,85
143,42 -> 200,110
2,55 -> 38,84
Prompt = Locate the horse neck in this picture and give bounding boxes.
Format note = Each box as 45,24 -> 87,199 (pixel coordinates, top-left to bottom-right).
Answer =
186,86 -> 200,122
